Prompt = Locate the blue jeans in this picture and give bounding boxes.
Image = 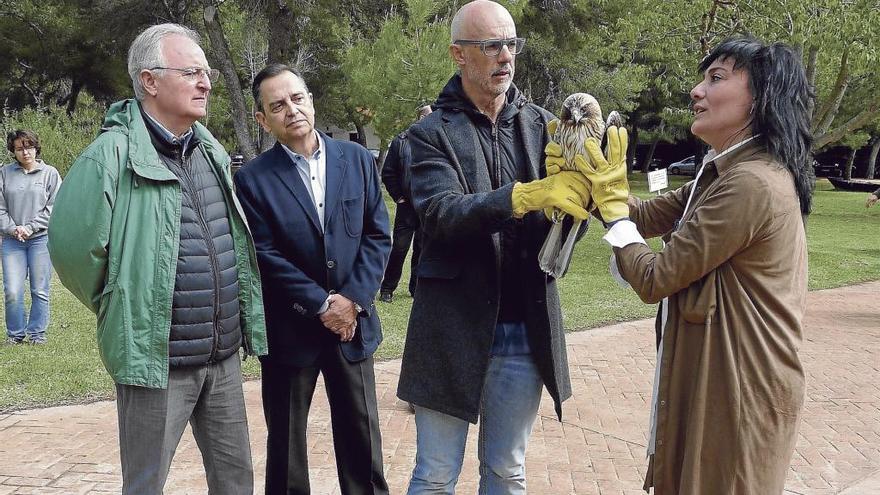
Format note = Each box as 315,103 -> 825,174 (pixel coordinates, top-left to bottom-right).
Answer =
2,235 -> 52,342
407,354 -> 544,494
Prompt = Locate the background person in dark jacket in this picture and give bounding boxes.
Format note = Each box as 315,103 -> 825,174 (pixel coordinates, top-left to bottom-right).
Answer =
378,104 -> 432,303
234,64 -> 391,495
48,24 -> 268,494
396,1 -> 592,493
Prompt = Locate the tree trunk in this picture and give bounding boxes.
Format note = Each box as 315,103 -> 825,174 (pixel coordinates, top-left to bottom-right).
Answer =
266,0 -> 297,64
805,45 -> 818,120
642,137 -> 660,173
867,137 -> 880,179
377,144 -> 388,171
627,126 -> 639,173
699,0 -> 730,55
844,148 -> 857,180
203,3 -> 257,161
812,48 -> 850,137
354,121 -> 367,147
814,94 -> 880,149
59,80 -> 82,115
259,128 -> 276,153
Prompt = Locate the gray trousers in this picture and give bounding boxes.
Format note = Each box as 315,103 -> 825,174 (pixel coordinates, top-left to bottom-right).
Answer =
115,356 -> 254,494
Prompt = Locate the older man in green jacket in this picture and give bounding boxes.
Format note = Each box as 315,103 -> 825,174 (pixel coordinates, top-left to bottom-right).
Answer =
48,24 -> 266,495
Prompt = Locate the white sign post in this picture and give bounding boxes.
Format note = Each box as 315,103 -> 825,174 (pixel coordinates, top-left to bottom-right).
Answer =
647,168 -> 668,193
646,168 -> 669,248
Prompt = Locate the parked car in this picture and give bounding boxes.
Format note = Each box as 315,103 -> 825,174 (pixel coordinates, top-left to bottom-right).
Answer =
812,159 -> 841,177
668,155 -> 697,176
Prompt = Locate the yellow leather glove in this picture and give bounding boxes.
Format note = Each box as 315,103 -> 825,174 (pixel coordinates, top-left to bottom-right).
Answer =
512,171 -> 591,221
580,126 -> 630,223
545,119 -> 567,176
544,119 -> 598,221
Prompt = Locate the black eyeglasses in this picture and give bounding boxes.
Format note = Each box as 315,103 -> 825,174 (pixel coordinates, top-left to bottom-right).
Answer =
149,66 -> 220,83
453,37 -> 526,57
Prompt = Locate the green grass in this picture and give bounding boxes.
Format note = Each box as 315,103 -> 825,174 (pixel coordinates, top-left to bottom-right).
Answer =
1,177 -> 877,411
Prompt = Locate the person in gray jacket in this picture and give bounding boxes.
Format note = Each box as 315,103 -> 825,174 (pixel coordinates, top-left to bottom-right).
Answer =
1,130 -> 61,345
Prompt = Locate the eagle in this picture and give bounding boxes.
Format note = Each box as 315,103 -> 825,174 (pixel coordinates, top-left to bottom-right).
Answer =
539,92 -> 623,277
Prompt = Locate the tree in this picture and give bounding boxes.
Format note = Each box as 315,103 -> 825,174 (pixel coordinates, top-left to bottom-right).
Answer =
707,0 -> 880,150
866,133 -> 880,179
202,1 -> 258,160
512,0 -> 880,159
1,94 -> 105,176
838,131 -> 871,180
0,0 -> 130,113
343,0 -> 454,159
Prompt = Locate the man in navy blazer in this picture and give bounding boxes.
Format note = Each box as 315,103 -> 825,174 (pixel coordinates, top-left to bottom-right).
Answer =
234,64 -> 391,495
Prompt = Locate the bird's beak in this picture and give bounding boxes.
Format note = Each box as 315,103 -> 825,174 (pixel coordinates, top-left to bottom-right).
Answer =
571,109 -> 582,122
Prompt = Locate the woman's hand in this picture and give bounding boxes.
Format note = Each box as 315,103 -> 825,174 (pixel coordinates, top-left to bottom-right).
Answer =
13,226 -> 30,241
580,126 -> 630,223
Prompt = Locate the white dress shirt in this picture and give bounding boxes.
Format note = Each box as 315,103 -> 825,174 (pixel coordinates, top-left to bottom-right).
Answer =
281,132 -> 327,230
279,133 -> 362,317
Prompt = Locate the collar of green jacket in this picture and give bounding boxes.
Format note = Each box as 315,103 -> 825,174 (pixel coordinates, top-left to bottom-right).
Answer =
100,99 -> 231,182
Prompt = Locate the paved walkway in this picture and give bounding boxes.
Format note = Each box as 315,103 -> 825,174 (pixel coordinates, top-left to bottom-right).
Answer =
0,282 -> 878,494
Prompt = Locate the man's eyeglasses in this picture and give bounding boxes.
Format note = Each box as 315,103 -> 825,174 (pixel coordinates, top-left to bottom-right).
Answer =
150,66 -> 220,83
453,37 -> 526,57
13,146 -> 36,154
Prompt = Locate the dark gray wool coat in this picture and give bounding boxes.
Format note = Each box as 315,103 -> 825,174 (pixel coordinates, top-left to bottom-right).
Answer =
396,74 -> 573,423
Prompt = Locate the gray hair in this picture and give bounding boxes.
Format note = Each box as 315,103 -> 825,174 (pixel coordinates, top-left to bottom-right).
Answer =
128,23 -> 201,100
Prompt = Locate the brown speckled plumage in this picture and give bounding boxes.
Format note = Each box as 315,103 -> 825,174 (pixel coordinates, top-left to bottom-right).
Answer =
539,94 -> 625,278
555,93 -> 605,169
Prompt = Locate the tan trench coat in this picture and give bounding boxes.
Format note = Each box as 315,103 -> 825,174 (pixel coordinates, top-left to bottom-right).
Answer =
616,142 -> 807,494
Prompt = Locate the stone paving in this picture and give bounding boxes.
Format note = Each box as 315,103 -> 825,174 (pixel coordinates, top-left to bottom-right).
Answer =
0,281 -> 878,494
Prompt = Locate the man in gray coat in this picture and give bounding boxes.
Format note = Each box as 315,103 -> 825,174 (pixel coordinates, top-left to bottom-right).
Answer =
396,1 -> 591,493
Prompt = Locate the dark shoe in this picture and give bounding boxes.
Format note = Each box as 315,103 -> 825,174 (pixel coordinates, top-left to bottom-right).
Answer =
5,337 -> 23,345
378,292 -> 393,303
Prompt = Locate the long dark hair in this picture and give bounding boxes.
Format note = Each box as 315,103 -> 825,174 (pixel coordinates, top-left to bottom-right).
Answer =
699,37 -> 815,214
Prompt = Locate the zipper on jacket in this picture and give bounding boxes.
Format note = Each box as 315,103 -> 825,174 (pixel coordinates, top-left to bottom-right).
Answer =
491,122 -> 502,188
179,150 -> 224,363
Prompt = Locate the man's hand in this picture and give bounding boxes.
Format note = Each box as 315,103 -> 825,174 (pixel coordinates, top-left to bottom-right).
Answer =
319,294 -> 358,342
511,172 -> 591,220
580,126 -> 630,223
866,193 -> 879,208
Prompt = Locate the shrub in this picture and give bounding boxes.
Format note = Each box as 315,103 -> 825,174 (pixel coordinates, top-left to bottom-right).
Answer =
1,94 -> 106,177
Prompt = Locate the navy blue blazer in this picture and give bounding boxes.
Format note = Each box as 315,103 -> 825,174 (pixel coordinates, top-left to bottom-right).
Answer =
233,133 -> 391,366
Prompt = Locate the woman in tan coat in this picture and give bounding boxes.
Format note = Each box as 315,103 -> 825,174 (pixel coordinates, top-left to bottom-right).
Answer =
582,38 -> 815,494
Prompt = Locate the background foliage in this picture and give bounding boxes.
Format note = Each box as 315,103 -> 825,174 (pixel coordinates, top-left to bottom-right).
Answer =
1,0 -> 878,175
1,94 -> 103,175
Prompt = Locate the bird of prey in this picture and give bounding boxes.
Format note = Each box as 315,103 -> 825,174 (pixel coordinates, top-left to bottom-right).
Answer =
539,92 -> 622,278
